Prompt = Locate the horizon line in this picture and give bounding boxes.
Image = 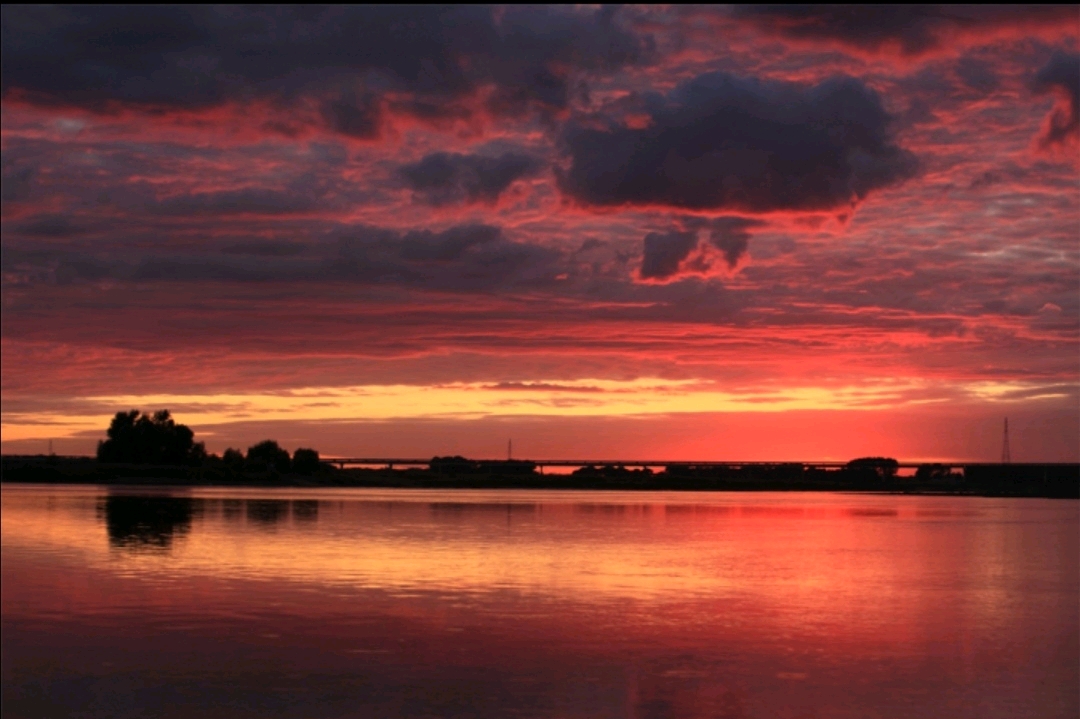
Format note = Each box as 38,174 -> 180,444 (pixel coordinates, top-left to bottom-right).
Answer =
5,453 -> 1077,468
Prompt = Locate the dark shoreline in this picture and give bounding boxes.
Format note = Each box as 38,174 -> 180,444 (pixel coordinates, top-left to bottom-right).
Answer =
3,455 -> 1077,498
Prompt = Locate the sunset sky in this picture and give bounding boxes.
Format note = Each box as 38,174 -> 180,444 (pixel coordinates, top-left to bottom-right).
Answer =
2,6 -> 1078,461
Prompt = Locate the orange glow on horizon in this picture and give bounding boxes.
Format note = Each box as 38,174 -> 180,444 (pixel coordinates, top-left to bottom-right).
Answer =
3,377 -> 1074,458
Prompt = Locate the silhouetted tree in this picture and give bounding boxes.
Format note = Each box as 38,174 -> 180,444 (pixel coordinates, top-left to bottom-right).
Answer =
222,448 -> 245,467
431,455 -> 475,476
292,448 -> 320,475
846,457 -> 899,479
97,409 -> 205,465
915,463 -> 955,481
246,440 -> 291,473
189,442 -> 208,465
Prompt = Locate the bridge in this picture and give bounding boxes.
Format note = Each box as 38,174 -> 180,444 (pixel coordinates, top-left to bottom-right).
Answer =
323,457 -> 938,471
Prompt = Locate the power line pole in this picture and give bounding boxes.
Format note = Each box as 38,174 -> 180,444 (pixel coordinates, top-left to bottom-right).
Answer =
1001,417 -> 1011,464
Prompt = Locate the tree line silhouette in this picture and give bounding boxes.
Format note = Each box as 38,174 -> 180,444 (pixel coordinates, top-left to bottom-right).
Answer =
96,409 -> 323,475
70,409 -> 1077,497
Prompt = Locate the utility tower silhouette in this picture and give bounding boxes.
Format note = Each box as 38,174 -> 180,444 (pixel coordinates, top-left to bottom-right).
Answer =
1001,417 -> 1011,464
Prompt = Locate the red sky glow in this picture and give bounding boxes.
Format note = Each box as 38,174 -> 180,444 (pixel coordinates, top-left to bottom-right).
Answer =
2,6 -> 1078,461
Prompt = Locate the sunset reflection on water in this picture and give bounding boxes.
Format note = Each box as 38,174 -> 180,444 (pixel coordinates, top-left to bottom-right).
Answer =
2,486 -> 1077,718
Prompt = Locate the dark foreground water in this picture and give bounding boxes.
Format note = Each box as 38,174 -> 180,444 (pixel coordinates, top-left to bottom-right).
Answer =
2,486 -> 1077,719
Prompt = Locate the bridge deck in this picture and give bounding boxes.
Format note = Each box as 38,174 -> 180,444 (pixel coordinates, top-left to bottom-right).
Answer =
324,458 -> 972,469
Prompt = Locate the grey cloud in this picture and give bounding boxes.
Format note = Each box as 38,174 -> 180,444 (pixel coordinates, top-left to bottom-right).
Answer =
9,223 -> 564,293
638,217 -> 763,281
954,57 -> 999,94
1032,51 -> 1080,147
969,171 -> 1001,190
1,6 -> 652,130
708,217 -> 762,268
639,230 -> 697,280
152,188 -> 321,216
1,164 -> 35,202
731,5 -> 1074,56
221,241 -> 306,257
321,94 -> 382,139
485,382 -> 605,392
397,225 -> 502,261
399,152 -> 541,206
558,71 -> 917,213
14,213 -> 86,238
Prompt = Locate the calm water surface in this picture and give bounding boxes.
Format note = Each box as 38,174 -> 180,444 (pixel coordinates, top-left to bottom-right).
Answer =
2,485 -> 1077,718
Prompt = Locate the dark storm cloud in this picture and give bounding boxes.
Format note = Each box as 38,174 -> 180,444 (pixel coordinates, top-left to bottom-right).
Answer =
954,57 -> 1000,94
559,72 -> 917,213
639,231 -> 697,280
1032,51 -> 1080,147
151,189 -> 321,216
399,152 -> 542,206
734,5 -> 958,55
0,164 -> 35,203
321,94 -> 382,139
1,5 -> 651,125
334,224 -> 563,291
731,5 -> 1073,56
396,224 -> 502,261
637,217 -> 764,281
5,223 -> 563,292
220,241 -> 306,257
707,217 -> 762,268
13,214 -> 86,238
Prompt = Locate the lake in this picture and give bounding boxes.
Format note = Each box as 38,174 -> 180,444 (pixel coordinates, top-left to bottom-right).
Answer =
2,485 -> 1077,718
